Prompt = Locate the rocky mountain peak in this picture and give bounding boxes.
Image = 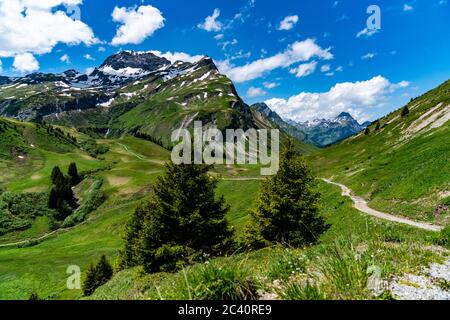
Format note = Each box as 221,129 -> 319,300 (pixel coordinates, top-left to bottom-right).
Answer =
99,51 -> 170,73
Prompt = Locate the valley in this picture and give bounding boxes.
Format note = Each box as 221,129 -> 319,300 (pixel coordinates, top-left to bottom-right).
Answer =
0,51 -> 448,301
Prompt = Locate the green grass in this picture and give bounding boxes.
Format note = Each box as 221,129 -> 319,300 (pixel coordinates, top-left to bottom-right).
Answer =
89,181 -> 446,300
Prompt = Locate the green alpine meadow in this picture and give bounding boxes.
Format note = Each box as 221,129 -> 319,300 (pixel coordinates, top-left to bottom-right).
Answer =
0,0 -> 449,304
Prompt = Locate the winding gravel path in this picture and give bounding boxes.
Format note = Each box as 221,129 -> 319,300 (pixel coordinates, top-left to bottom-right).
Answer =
322,178 -> 443,232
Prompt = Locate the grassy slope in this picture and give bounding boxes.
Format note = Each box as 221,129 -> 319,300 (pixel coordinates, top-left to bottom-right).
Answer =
309,79 -> 450,224
90,181 -> 446,300
0,129 -> 263,299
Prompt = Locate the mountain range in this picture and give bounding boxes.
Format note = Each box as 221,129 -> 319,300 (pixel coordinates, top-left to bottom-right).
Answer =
0,51 -> 368,149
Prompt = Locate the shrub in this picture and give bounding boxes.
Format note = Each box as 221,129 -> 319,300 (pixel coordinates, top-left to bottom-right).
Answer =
316,244 -> 370,299
281,281 -> 326,300
63,179 -> 105,228
189,264 -> 259,300
436,225 -> 450,247
0,192 -> 56,235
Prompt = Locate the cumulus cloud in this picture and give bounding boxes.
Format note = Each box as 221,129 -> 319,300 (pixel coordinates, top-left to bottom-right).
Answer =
111,5 -> 165,46
356,28 -> 379,38
217,39 -> 333,83
403,4 -> 414,11
84,54 -> 95,61
278,15 -> 299,31
0,0 -> 97,58
150,50 -> 204,64
60,54 -> 71,64
13,53 -> 39,73
265,76 -> 410,122
289,61 -> 317,78
214,34 -> 224,40
247,87 -> 267,98
198,8 -> 223,32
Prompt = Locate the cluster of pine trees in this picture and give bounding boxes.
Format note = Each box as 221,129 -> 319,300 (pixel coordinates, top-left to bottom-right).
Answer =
119,139 -> 328,274
48,163 -> 80,221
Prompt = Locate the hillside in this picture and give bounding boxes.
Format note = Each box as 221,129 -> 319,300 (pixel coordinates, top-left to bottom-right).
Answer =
310,79 -> 450,224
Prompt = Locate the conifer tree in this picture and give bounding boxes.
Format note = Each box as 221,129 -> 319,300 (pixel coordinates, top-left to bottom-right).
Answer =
82,263 -> 98,297
68,162 -> 80,186
95,255 -> 113,285
82,256 -> 114,297
247,139 -> 329,247
121,163 -> 232,273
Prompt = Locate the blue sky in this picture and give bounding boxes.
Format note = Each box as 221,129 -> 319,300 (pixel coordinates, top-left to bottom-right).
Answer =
0,0 -> 449,122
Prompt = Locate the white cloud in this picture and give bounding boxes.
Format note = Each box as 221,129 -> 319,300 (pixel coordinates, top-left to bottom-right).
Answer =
60,54 -> 71,64
13,53 -> 39,73
263,82 -> 279,89
0,0 -> 97,58
214,34 -> 224,40
403,4 -> 414,11
336,66 -> 343,72
265,76 -> 409,122
289,61 -> 317,78
150,50 -> 204,64
333,1 -> 340,7
356,28 -> 379,38
247,87 -> 267,98
325,72 -> 334,77
98,46 -> 106,52
438,0 -> 447,5
278,15 -> 299,31
217,39 -> 333,83
362,52 -> 376,60
320,64 -> 331,72
111,5 -> 165,46
198,8 -> 223,32
84,54 -> 95,61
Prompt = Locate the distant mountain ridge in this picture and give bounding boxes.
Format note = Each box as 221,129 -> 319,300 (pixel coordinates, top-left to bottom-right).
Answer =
291,112 -> 370,147
251,103 -> 370,147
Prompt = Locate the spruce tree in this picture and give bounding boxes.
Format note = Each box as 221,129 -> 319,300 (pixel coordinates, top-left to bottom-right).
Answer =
247,139 -> 329,247
82,256 -> 113,297
95,255 -> 113,285
121,162 -> 232,273
68,162 -> 80,186
364,127 -> 370,135
51,166 -> 64,185
82,263 -> 98,296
